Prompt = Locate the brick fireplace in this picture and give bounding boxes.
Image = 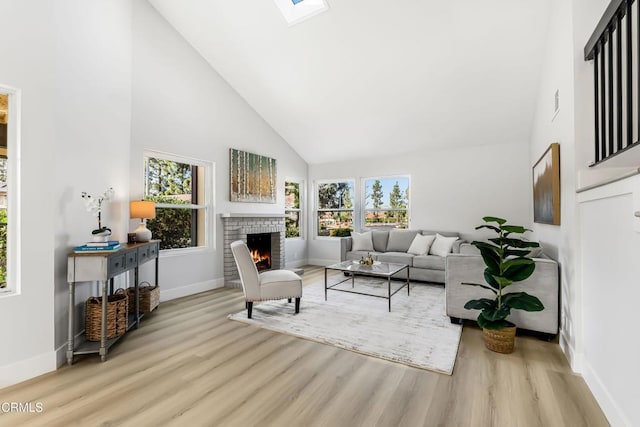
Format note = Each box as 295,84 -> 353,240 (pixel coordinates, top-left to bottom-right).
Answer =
222,213 -> 285,288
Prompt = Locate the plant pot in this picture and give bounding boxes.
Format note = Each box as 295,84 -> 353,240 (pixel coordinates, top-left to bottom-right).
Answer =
483,324 -> 516,354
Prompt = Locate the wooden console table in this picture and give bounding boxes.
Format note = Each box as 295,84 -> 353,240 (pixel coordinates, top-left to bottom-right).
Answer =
66,240 -> 160,364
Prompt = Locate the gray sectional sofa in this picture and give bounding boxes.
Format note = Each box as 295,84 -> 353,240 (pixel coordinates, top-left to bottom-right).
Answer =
445,243 -> 559,336
339,229 -> 464,283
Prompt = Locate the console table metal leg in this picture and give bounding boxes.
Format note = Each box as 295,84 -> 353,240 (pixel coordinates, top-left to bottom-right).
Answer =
100,280 -> 108,362
135,266 -> 140,328
324,268 -> 327,301
66,282 -> 75,365
388,276 -> 391,312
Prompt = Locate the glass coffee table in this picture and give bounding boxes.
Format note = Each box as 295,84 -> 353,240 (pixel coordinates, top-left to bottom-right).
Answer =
324,260 -> 410,312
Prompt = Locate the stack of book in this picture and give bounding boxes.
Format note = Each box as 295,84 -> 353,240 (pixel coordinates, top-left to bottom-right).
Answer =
74,240 -> 122,253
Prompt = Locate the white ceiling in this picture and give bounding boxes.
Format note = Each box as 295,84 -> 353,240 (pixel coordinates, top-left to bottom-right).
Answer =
148,0 -> 552,164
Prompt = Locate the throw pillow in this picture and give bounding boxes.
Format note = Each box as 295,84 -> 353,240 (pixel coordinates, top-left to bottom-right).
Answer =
528,246 -> 544,258
351,231 -> 374,252
407,234 -> 436,255
429,234 -> 458,257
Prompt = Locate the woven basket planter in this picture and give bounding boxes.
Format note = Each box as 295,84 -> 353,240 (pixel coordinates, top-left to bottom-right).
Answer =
85,288 -> 128,341
483,325 -> 516,354
126,284 -> 160,314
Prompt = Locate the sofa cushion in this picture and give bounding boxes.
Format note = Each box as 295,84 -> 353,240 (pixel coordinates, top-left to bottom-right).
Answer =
386,230 -> 420,252
351,231 -> 374,251
430,234 -> 458,257
371,230 -> 390,252
407,234 -> 436,255
413,255 -> 446,270
376,252 -> 414,266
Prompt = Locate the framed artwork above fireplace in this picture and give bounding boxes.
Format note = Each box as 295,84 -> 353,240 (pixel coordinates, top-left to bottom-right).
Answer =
229,148 -> 277,203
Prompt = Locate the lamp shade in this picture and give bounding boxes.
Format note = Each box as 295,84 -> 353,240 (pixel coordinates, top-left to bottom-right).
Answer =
130,200 -> 156,219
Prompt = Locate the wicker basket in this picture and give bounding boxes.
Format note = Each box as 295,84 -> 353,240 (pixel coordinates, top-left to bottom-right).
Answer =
483,325 -> 516,354
85,288 -> 128,342
126,283 -> 160,314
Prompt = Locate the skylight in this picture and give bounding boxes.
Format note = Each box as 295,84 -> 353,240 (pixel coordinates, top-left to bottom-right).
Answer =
273,0 -> 328,26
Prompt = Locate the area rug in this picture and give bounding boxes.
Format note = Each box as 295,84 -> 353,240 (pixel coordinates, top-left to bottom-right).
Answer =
228,278 -> 462,375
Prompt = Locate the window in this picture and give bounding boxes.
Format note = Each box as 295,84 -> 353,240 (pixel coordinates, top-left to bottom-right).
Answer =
363,176 -> 410,229
143,150 -> 213,251
316,180 -> 354,237
0,86 -> 19,295
285,180 -> 303,238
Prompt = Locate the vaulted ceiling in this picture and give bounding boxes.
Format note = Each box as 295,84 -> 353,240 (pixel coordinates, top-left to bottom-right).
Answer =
149,0 -> 552,164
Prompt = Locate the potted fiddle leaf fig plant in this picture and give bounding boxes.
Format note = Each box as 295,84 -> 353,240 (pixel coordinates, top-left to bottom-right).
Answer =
463,216 -> 544,354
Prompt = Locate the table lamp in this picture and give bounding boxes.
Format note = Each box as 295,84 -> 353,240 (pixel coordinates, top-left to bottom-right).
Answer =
130,200 -> 156,242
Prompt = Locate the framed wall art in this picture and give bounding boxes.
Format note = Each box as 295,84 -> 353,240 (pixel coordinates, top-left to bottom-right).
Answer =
229,148 -> 277,203
532,142 -> 560,225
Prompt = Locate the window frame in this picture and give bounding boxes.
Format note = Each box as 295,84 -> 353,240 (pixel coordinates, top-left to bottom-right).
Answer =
142,149 -> 215,255
0,84 -> 21,297
284,178 -> 304,240
314,178 -> 356,239
360,175 -> 411,230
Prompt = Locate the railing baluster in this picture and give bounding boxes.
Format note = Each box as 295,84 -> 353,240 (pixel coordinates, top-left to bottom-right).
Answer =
595,48 -> 600,163
601,38 -> 607,159
617,13 -> 623,151
609,27 -> 614,156
627,0 -> 633,147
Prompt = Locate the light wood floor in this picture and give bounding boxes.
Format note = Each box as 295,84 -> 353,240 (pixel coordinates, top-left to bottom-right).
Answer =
0,266 -> 608,427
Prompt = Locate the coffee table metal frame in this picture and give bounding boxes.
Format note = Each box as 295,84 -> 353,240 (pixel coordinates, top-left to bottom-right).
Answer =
324,260 -> 410,312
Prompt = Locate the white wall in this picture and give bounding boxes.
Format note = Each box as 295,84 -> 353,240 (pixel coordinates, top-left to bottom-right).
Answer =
131,0 -> 308,299
307,142 -> 532,264
528,0 -> 579,367
0,0 -> 133,386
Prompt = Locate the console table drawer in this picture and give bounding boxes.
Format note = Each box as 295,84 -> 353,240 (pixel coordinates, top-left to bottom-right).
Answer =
138,246 -> 150,263
108,254 -> 126,276
124,250 -> 138,268
148,242 -> 159,259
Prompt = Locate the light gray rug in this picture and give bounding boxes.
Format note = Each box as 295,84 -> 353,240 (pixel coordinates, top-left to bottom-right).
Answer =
228,278 -> 462,375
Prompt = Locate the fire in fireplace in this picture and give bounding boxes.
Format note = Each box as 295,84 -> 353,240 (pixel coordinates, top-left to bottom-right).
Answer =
247,233 -> 272,271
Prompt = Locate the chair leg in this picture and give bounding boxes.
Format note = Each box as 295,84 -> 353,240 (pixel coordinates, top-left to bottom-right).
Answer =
288,298 -> 292,303
245,301 -> 248,309
247,301 -> 253,319
295,297 -> 300,314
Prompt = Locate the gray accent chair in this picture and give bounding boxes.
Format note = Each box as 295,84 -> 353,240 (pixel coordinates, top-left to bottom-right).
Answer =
445,243 -> 559,337
339,229 -> 464,283
230,240 -> 302,318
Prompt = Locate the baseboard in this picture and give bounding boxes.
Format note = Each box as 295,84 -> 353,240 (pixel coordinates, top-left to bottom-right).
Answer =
582,360 -> 629,427
55,331 -> 84,368
0,351 -> 57,388
559,330 -> 582,373
307,258 -> 339,266
285,259 -> 308,269
160,278 -> 224,302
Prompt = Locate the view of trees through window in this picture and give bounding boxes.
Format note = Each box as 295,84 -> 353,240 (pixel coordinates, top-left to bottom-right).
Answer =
144,155 -> 205,250
317,181 -> 354,237
0,93 -> 8,288
364,177 -> 409,229
285,181 -> 301,238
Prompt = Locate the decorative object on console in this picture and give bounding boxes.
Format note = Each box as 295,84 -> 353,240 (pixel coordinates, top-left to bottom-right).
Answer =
130,200 -> 156,242
81,187 -> 115,242
229,148 -> 277,203
463,216 -> 544,353
533,142 -> 560,225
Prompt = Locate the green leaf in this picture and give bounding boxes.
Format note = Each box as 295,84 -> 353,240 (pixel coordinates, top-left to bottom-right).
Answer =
502,258 -> 534,270
501,225 -> 530,234
482,216 -> 506,225
503,262 -> 535,282
504,249 -> 531,257
473,241 -> 503,259
502,292 -> 544,312
464,298 -> 497,311
475,224 -> 501,233
483,270 -> 501,289
461,282 -> 498,294
479,306 -> 511,322
477,246 -> 500,274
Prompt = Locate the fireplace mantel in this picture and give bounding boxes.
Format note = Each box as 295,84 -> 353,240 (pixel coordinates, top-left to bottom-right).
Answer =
220,213 -> 285,218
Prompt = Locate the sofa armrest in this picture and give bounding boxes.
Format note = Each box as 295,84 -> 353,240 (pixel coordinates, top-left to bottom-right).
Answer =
452,239 -> 465,254
340,237 -> 352,261
445,253 -> 559,334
